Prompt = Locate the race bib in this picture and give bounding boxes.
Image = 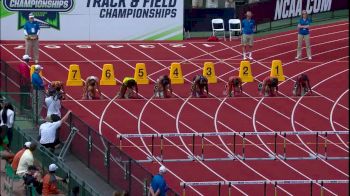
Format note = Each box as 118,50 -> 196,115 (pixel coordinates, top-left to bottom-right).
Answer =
31,28 -> 35,33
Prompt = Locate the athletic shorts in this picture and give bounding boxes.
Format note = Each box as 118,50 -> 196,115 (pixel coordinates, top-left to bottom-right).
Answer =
241,34 -> 254,46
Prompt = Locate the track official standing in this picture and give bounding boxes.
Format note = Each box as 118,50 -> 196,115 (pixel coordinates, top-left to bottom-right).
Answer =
19,55 -> 32,112
32,65 -> 45,120
296,10 -> 312,60
24,13 -> 40,64
241,11 -> 256,60
150,166 -> 168,196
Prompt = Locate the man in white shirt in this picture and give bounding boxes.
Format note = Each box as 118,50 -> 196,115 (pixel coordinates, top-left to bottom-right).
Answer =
39,110 -> 71,151
16,142 -> 37,177
206,0 -> 219,8
45,88 -> 62,118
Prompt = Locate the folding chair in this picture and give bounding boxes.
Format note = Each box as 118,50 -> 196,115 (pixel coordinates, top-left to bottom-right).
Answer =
211,18 -> 226,41
228,19 -> 241,41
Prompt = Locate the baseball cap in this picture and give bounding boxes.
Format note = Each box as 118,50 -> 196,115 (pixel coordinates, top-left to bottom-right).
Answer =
24,142 -> 31,148
49,163 -> 58,172
159,165 -> 167,174
34,64 -> 43,70
29,13 -> 34,18
22,55 -> 31,60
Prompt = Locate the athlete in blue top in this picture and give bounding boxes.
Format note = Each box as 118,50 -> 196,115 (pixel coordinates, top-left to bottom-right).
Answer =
241,11 -> 256,60
24,13 -> 40,64
150,166 -> 168,196
296,10 -> 312,60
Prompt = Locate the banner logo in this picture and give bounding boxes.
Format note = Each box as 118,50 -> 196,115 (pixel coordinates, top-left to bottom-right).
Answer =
2,0 -> 75,30
3,0 -> 74,12
86,0 -> 178,18
274,0 -> 332,20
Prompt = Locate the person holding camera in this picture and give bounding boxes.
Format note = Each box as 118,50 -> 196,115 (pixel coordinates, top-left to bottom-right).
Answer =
24,13 -> 40,64
23,165 -> 43,195
45,86 -> 62,119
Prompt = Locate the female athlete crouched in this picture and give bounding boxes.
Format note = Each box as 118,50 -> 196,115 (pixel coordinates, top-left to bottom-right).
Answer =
82,76 -> 102,100
225,76 -> 243,97
293,74 -> 312,96
118,77 -> 138,99
191,75 -> 209,98
154,75 -> 173,98
259,76 -> 279,97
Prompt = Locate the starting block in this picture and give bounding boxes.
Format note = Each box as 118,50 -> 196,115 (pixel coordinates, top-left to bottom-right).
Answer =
100,64 -> 116,85
66,64 -> 83,86
270,60 -> 285,81
134,63 -> 149,84
30,65 -> 43,81
169,62 -> 184,84
238,61 -> 254,82
202,62 -> 217,83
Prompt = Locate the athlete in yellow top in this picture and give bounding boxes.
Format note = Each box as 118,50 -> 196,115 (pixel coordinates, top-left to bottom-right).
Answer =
118,77 -> 138,99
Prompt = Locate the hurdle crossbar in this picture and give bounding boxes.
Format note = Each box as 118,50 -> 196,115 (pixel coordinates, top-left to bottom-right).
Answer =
180,179 -> 349,187
117,131 -> 349,139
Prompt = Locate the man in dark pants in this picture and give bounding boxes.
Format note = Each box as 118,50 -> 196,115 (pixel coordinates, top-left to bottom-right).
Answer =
19,55 -> 32,113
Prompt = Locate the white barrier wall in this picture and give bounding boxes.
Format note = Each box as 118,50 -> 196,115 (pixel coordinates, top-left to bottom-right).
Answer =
0,0 -> 183,41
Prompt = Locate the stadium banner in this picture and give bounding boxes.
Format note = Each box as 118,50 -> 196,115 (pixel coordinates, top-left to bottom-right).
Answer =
237,0 -> 348,24
0,0 -> 183,40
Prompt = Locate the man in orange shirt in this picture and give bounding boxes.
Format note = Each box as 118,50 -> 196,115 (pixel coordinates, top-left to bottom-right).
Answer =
42,163 -> 66,196
11,141 -> 31,171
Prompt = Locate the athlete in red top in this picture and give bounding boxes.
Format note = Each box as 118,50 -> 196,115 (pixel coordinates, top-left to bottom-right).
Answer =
154,75 -> 173,98
294,74 -> 312,96
225,76 -> 243,97
260,76 -> 278,97
191,75 -> 209,98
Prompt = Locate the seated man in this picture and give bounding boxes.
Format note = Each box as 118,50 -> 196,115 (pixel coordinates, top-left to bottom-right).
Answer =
42,163 -> 67,196
12,142 -> 31,171
293,74 -> 312,96
259,76 -> 279,97
82,76 -> 102,100
191,75 -> 209,98
47,81 -> 65,100
154,75 -> 172,98
118,77 -> 138,99
39,111 -> 71,151
225,76 -> 243,97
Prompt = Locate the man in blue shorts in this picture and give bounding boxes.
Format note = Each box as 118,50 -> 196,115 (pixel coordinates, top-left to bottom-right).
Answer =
241,11 -> 256,60
150,165 -> 168,196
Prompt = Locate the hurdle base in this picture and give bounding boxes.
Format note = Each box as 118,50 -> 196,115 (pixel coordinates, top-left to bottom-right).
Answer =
278,154 -> 317,160
236,155 -> 275,161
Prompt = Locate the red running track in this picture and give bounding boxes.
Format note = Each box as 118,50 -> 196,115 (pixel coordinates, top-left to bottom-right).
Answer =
1,21 -> 349,195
